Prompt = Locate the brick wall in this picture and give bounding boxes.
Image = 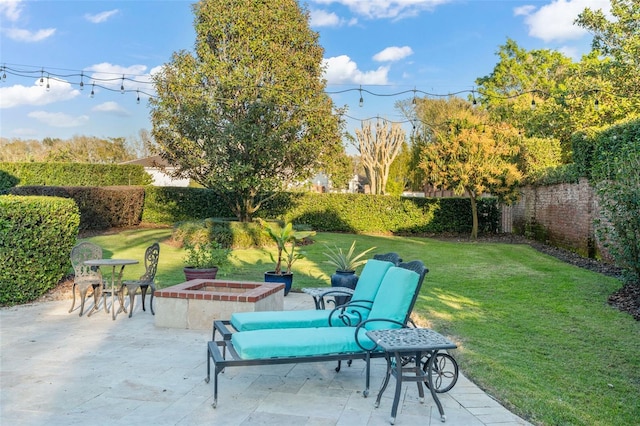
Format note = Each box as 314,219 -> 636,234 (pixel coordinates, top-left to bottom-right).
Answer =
509,178 -> 600,257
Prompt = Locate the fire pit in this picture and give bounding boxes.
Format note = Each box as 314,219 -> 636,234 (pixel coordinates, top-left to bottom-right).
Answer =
154,279 -> 284,329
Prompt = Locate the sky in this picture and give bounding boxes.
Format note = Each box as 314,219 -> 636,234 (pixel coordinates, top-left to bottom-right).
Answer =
0,0 -> 611,145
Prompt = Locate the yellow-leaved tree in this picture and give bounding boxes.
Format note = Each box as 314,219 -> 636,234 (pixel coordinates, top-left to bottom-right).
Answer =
417,98 -> 522,239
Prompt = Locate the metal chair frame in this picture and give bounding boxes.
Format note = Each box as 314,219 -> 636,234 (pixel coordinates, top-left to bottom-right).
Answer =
121,243 -> 160,317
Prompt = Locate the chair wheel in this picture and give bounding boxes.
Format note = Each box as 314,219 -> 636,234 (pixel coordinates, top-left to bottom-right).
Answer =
204,377 -> 210,383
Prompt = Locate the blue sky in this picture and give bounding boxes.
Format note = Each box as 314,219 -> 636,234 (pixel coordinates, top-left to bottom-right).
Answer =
0,0 -> 610,144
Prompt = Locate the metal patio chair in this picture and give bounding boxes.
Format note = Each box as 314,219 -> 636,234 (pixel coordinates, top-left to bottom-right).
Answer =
121,242 -> 160,317
69,242 -> 104,316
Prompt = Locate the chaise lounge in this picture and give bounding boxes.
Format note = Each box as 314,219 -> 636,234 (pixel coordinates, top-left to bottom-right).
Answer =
206,260 -> 428,408
226,252 -> 402,333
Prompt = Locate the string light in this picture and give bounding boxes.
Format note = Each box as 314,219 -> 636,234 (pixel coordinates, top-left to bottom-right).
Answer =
46,74 -> 50,91
136,89 -> 140,104
1,63 -> 630,119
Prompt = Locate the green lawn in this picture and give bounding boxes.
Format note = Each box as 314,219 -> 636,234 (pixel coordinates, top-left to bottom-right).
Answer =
81,228 -> 640,426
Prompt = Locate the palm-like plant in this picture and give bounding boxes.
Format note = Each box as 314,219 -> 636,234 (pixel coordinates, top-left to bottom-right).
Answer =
324,241 -> 376,272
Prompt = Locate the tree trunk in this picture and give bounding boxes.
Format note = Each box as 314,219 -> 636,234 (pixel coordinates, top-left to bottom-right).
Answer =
469,191 -> 478,240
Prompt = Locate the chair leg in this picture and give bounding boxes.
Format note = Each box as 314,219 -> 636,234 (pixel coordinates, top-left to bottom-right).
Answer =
140,285 -> 148,312
127,285 -> 137,318
78,286 -> 89,317
150,286 -> 155,315
69,284 -> 77,314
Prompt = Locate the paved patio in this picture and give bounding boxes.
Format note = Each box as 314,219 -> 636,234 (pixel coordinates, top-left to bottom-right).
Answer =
0,292 -> 532,425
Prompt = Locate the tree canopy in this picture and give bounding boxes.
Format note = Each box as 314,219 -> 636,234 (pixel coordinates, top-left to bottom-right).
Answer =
149,0 -> 344,221
416,98 -> 522,239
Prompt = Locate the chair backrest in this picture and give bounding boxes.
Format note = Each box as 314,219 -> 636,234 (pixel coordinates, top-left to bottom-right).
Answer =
364,260 -> 429,331
372,252 -> 402,265
70,242 -> 103,282
139,243 -> 160,282
349,259 -> 394,304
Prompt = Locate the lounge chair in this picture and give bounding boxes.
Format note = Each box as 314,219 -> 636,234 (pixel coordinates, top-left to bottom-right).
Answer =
228,254 -> 400,333
206,260 -> 428,408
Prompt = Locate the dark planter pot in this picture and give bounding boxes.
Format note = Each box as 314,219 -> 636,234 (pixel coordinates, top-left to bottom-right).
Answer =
184,267 -> 218,281
331,270 -> 359,305
264,271 -> 293,296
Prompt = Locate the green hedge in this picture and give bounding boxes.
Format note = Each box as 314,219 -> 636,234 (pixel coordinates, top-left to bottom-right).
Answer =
591,116 -> 640,182
0,195 -> 80,305
0,162 -> 152,188
144,188 -> 499,235
7,186 -> 145,230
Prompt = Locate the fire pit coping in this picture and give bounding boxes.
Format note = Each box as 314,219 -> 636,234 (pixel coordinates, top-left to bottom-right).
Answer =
154,279 -> 284,303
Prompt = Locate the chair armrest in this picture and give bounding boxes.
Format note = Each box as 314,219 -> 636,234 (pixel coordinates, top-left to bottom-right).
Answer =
354,319 -> 406,351
327,298 -> 373,326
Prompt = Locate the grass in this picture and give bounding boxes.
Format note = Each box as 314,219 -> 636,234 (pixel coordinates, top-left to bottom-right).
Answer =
81,228 -> 640,426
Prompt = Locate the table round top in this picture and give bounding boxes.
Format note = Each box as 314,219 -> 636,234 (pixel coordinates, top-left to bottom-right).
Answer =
84,259 -> 139,267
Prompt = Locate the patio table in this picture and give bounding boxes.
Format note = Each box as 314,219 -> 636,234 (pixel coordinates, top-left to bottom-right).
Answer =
301,286 -> 355,309
366,327 -> 457,424
84,259 -> 138,320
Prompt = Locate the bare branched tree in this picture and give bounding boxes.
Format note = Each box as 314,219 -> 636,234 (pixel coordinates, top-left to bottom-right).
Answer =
354,119 -> 405,194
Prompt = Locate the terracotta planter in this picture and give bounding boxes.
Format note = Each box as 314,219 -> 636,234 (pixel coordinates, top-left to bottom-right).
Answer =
184,266 -> 218,281
264,271 -> 293,296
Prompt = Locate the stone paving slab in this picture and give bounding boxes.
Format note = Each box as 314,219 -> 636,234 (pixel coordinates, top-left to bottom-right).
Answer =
0,292 -> 532,425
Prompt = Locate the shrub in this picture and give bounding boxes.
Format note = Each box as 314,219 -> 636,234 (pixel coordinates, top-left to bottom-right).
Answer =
0,195 -> 80,305
594,151 -> 640,284
0,162 -> 152,187
7,186 -> 145,230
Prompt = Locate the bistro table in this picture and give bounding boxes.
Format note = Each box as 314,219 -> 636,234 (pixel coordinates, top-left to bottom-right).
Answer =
301,286 -> 355,309
84,259 -> 139,320
366,327 -> 458,424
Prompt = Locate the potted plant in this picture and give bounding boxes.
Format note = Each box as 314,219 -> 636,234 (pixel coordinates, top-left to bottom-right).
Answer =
183,241 -> 232,281
258,219 -> 316,295
324,241 -> 376,304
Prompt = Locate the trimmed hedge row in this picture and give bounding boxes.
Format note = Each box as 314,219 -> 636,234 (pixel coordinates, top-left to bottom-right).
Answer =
7,186 -> 145,230
144,187 -> 499,235
0,195 -> 80,305
0,162 -> 152,189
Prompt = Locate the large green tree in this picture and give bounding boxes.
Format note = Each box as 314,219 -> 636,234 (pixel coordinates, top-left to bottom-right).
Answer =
150,0 -> 343,221
576,0 -> 640,102
475,39 -> 629,160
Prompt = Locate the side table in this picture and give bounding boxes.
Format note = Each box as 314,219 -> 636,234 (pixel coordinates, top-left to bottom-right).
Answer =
84,259 -> 139,320
366,327 -> 458,424
301,287 -> 355,309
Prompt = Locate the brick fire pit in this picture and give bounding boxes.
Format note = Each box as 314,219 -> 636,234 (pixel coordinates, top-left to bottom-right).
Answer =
154,279 -> 284,329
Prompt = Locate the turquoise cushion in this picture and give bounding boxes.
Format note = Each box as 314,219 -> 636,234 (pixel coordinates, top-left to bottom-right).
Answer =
346,259 -> 394,316
230,309 -> 359,331
230,259 -> 394,331
364,266 -> 420,331
231,327 -> 375,359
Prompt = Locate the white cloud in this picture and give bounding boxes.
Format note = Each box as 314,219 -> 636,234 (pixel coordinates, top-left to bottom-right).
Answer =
0,0 -> 22,21
323,55 -> 389,85
28,111 -> 89,128
0,79 -> 80,108
310,9 -> 342,27
513,5 -> 536,16
92,101 -> 130,117
84,9 -> 119,24
312,0 -> 452,19
373,46 -> 413,62
3,27 -> 56,42
515,0 -> 611,42
85,63 -> 152,90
